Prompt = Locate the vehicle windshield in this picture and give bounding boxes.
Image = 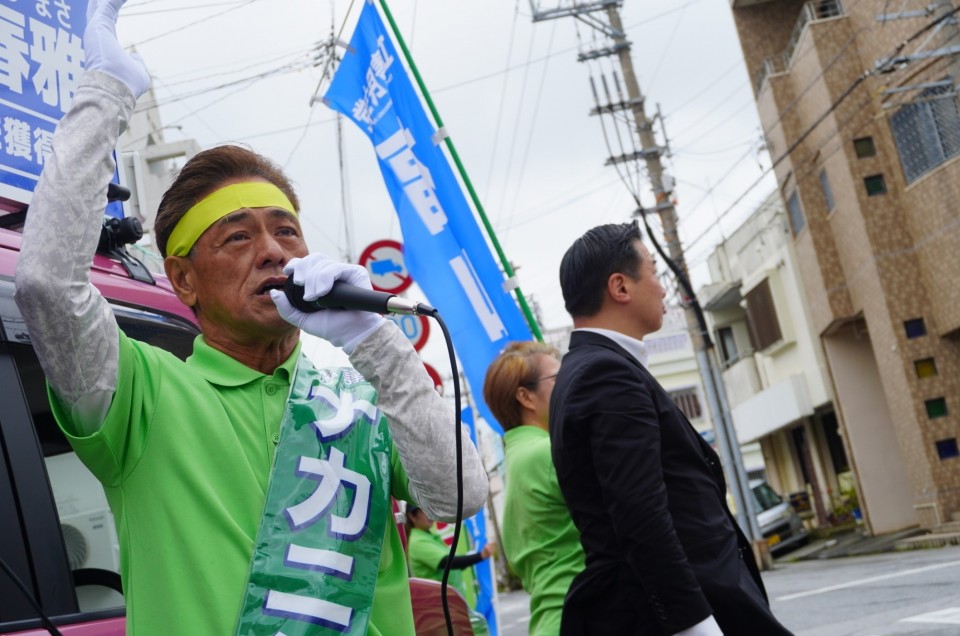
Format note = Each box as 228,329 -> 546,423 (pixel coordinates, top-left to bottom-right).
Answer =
752,482 -> 784,513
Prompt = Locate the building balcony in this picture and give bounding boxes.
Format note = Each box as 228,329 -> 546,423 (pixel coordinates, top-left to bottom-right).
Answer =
721,353 -> 762,408
754,0 -> 846,93
732,374 -> 814,443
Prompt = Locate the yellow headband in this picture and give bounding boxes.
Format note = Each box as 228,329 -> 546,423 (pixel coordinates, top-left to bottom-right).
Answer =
166,182 -> 297,257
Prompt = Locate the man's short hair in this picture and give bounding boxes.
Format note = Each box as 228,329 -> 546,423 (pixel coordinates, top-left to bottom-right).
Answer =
483,341 -> 559,432
155,145 -> 300,257
560,221 -> 644,318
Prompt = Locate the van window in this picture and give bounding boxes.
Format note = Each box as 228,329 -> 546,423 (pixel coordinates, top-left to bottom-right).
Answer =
0,276 -> 198,614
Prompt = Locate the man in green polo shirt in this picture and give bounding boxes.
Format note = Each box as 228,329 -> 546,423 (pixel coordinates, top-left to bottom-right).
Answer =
14,1 -> 488,634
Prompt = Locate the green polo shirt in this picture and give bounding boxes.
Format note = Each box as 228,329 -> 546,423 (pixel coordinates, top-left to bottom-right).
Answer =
53,331 -> 415,635
407,525 -> 470,601
502,425 -> 585,636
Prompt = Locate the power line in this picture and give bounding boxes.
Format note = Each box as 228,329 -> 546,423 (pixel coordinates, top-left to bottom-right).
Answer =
494,19 -> 540,228
645,0 -> 689,95
483,0 -> 522,202
125,1 -> 253,17
130,0 -> 261,47
433,0 -> 706,95
680,3 -> 960,255
504,19 -> 560,238
671,60 -> 744,113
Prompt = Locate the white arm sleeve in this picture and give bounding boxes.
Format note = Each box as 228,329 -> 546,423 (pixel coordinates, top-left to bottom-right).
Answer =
13,72 -> 133,435
349,322 -> 489,521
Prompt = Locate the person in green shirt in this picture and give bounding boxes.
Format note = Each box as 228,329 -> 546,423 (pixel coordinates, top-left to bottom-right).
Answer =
405,505 -> 496,603
14,1 -> 488,634
484,342 -> 585,635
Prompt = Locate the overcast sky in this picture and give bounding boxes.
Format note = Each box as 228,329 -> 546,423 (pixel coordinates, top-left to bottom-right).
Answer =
116,0 -> 778,368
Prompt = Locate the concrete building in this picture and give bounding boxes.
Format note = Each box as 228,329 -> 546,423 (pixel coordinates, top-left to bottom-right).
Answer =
119,83 -> 200,269
699,192 -> 849,529
729,0 -> 960,534
644,306 -> 762,465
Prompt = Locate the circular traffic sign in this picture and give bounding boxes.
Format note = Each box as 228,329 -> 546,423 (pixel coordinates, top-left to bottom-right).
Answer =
423,362 -> 443,395
386,314 -> 431,351
359,239 -> 412,294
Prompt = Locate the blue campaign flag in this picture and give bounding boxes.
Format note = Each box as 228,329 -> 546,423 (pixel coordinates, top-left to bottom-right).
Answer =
324,1 -> 531,434
0,1 -> 122,217
461,407 -> 499,636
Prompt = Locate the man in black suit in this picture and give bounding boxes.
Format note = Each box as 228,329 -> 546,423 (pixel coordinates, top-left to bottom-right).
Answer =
550,222 -> 793,636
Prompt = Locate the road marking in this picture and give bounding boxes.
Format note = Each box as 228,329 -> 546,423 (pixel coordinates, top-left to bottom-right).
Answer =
775,559 -> 960,601
899,607 -> 960,624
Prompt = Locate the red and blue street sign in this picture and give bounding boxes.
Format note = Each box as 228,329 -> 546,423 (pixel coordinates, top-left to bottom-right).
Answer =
386,313 -> 430,351
359,239 -> 412,294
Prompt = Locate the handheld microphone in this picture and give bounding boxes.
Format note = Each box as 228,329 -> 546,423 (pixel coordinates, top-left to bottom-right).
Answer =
283,277 -> 436,316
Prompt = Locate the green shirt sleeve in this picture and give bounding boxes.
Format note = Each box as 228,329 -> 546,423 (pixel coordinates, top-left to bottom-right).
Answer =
50,331 -> 164,487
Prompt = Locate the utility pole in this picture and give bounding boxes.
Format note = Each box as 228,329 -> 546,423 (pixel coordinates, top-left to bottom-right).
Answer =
529,0 -> 765,558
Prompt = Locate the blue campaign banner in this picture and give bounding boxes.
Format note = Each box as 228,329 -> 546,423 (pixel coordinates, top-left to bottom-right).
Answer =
324,1 -> 531,434
0,1 -> 122,217
0,1 -> 86,206
461,407 -> 498,636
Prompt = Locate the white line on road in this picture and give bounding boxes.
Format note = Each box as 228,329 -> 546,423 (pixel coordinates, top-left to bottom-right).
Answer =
900,607 -> 960,624
775,559 -> 960,601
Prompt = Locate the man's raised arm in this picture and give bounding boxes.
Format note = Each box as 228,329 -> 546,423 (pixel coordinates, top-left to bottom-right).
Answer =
14,0 -> 150,432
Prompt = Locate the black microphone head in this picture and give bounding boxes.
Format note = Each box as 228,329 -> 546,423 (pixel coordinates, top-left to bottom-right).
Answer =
283,276 -> 322,313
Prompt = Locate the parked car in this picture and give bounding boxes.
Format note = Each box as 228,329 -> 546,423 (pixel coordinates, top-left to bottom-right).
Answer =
0,211 -> 474,635
751,479 -> 809,555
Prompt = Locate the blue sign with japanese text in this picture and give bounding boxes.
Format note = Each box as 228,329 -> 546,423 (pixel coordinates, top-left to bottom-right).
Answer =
324,1 -> 532,434
0,0 -> 87,209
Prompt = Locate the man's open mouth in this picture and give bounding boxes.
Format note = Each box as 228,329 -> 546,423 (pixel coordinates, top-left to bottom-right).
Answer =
258,281 -> 287,295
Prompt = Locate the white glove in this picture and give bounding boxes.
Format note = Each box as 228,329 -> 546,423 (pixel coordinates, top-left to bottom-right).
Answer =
270,254 -> 385,353
84,0 -> 150,99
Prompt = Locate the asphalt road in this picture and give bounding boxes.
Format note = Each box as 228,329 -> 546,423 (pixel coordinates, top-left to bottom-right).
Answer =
495,545 -> 960,636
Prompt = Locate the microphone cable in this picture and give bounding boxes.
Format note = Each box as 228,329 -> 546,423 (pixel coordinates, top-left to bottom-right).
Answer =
427,309 -> 464,636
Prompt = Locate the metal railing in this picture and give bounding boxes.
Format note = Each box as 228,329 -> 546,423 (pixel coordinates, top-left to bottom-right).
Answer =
755,0 -> 845,93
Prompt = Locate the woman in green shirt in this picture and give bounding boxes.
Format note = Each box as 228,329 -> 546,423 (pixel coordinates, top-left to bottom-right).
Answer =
484,342 -> 585,635
405,506 -> 496,605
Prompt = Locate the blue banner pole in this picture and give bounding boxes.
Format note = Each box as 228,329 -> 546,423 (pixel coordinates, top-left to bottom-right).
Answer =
323,0 -> 534,435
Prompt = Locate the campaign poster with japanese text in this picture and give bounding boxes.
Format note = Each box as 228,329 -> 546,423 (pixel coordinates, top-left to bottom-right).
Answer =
324,1 -> 533,434
0,0 -> 87,210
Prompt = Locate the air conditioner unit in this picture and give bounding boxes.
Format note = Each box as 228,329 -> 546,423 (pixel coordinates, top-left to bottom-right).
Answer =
60,507 -> 120,573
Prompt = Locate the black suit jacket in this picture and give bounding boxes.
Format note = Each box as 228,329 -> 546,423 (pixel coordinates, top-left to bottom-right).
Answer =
550,331 -> 793,636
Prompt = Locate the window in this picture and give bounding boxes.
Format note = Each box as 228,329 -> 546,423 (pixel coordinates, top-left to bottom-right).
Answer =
717,326 -> 740,367
744,279 -> 783,351
853,136 -> 876,158
819,169 -> 835,211
890,83 -> 960,183
668,387 -> 703,420
926,398 -> 948,419
864,174 -> 887,196
904,318 -> 927,339
0,276 -> 199,623
915,358 -> 938,378
786,191 -> 806,235
936,438 -> 959,460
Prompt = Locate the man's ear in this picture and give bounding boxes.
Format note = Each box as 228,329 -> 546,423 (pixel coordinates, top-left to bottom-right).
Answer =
606,272 -> 631,305
164,256 -> 198,308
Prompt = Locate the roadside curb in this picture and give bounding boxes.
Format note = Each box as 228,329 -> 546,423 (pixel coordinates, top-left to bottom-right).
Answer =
775,528 -> 928,562
894,531 -> 960,551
